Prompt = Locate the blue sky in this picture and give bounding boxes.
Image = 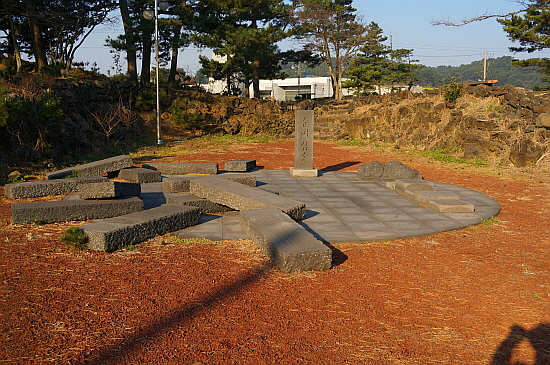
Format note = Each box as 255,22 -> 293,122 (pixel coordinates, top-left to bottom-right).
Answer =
75,0 -> 550,76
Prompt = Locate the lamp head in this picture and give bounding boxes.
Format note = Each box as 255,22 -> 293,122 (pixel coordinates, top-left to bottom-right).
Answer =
159,1 -> 170,11
143,5 -> 154,20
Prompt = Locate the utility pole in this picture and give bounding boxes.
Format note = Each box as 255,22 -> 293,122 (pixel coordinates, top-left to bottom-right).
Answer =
482,52 -> 488,81
482,52 -> 489,81
390,30 -> 394,61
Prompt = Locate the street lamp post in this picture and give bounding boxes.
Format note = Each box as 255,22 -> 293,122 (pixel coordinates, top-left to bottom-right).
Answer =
143,0 -> 169,145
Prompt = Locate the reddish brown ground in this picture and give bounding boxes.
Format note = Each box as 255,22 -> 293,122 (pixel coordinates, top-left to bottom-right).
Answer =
1,140 -> 549,365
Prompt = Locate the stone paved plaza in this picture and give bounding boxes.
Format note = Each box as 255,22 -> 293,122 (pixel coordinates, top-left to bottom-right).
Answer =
138,170 -> 500,244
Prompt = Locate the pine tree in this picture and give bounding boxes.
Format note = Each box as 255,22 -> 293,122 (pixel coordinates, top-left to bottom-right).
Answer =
292,0 -> 369,100
193,0 -> 290,98
343,22 -> 422,95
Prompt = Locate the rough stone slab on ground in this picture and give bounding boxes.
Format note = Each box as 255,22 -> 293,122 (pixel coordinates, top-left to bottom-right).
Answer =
357,161 -> 423,181
165,193 -> 234,213
11,197 -> 144,225
47,155 -> 134,179
224,160 -> 256,172
118,167 -> 162,183
163,174 -> 256,193
79,204 -> 200,252
142,162 -> 218,175
239,208 -> 332,273
190,176 -> 306,221
79,181 -> 141,200
4,176 -> 108,199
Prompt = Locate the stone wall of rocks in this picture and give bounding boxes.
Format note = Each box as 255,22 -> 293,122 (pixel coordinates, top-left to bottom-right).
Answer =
341,86 -> 550,167
51,79 -> 144,148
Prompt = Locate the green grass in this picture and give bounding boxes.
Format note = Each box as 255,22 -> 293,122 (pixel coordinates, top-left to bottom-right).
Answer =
417,148 -> 488,167
481,216 -> 499,229
60,227 -> 87,250
338,138 -> 366,147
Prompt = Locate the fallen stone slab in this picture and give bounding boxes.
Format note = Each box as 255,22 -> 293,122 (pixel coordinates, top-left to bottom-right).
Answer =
79,181 -> 141,200
142,162 -> 218,175
190,176 -> 306,221
257,184 -> 280,195
79,204 -> 201,252
163,174 -> 256,193
393,179 -> 434,198
357,161 -> 422,181
224,160 -> 256,172
425,199 -> 475,213
11,197 -> 143,225
395,179 -> 434,191
47,155 -> 134,180
4,176 -> 108,199
165,193 -> 234,213
414,190 -> 460,206
118,167 -> 162,183
240,208 -> 332,273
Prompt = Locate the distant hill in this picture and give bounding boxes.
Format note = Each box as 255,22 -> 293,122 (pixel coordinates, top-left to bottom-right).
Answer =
415,56 -> 548,89
280,56 -> 549,89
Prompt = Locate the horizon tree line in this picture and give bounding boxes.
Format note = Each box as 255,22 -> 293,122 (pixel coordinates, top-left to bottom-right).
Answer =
2,0 -> 550,98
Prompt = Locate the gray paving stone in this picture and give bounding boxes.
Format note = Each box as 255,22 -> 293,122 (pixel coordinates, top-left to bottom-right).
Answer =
190,176 -> 306,221
79,181 -> 141,200
343,221 -> 388,230
118,167 -> 162,183
12,197 -> 143,225
80,204 -> 200,252
47,155 -> 134,179
398,228 -> 439,238
240,208 -> 332,273
142,162 -> 218,175
352,230 -> 401,241
5,176 -> 108,199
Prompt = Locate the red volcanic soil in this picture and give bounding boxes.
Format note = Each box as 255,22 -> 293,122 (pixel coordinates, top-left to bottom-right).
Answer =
1,140 -> 549,364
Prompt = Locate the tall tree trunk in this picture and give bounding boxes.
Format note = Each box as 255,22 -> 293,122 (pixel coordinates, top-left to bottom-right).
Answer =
141,29 -> 153,85
252,57 -> 261,99
119,0 -> 138,81
6,12 -> 22,74
243,80 -> 250,98
168,25 -> 182,84
23,0 -> 47,71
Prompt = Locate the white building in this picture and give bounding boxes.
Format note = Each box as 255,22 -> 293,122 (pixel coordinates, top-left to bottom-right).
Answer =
201,53 -> 246,96
251,77 -> 356,101
200,53 -> 422,98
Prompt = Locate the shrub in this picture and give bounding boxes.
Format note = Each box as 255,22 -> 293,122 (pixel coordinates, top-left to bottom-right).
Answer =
443,77 -> 461,106
60,227 -> 87,250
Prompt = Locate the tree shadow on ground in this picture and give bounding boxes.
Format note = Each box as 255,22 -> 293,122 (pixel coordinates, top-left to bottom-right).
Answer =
77,263 -> 275,365
491,323 -> 550,365
320,161 -> 362,171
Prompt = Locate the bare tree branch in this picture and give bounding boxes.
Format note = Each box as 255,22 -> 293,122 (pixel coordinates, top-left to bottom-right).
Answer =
432,0 -> 550,26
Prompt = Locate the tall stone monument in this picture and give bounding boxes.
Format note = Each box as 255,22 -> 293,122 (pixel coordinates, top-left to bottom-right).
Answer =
290,109 -> 318,177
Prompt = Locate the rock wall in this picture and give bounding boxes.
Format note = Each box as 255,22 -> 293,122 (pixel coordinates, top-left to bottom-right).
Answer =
339,86 -> 550,167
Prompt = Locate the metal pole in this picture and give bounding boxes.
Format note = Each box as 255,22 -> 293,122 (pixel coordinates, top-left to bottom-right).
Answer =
154,0 -> 161,145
